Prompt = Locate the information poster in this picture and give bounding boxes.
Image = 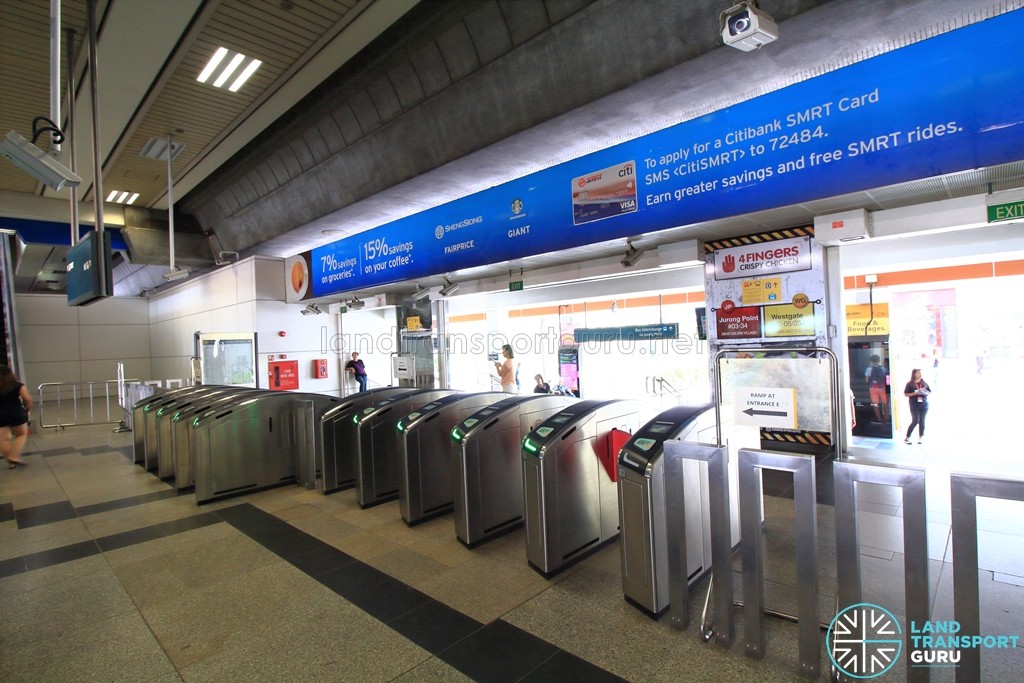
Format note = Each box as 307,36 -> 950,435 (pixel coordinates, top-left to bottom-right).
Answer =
198,332 -> 257,387
705,232 -> 826,346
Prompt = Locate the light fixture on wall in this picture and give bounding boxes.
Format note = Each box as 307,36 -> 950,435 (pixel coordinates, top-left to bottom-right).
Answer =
301,303 -> 322,316
214,250 -> 239,265
621,241 -> 644,268
411,284 -> 431,301
439,278 -> 460,297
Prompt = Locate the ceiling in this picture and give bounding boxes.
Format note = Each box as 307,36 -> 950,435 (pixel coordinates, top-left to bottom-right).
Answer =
2,0 -> 1023,301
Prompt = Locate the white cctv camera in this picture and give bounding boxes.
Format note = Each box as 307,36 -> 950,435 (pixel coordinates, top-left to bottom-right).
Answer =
720,2 -> 778,51
0,130 -> 82,191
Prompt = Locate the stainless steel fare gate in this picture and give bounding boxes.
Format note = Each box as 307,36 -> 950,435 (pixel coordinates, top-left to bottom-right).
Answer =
950,471 -> 1024,683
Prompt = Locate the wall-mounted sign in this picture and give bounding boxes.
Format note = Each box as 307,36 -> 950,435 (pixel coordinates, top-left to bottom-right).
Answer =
286,11 -> 1024,300
712,237 -> 811,281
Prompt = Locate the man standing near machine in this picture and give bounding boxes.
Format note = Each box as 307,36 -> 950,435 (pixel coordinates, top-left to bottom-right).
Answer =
345,352 -> 368,392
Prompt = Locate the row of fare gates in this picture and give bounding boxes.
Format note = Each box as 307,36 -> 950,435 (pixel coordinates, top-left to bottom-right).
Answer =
132,384 -> 743,616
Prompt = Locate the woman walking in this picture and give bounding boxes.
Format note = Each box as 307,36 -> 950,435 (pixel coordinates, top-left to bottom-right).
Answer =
903,368 -> 931,445
0,365 -> 32,468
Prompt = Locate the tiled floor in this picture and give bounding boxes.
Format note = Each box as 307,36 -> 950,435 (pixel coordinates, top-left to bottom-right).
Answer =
2,423 -> 1022,681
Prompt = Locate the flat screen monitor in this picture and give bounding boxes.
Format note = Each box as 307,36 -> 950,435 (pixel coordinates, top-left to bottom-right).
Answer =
66,230 -> 112,306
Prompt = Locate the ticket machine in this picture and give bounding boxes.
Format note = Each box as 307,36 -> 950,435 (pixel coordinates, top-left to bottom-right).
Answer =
397,392 -> 505,525
617,404 -> 718,615
353,388 -> 457,508
521,399 -> 640,574
451,394 -> 576,546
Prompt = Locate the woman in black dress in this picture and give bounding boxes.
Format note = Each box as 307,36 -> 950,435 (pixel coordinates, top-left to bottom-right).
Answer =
0,365 -> 32,468
903,368 -> 931,445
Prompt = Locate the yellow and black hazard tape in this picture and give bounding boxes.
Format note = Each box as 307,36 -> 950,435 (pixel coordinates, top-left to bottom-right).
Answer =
760,429 -> 833,446
704,225 -> 814,253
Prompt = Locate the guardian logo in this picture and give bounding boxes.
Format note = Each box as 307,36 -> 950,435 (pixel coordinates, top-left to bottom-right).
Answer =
828,603 -> 903,678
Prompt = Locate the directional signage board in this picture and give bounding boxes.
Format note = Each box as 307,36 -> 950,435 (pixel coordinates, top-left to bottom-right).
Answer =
734,387 -> 797,430
285,11 -> 1024,300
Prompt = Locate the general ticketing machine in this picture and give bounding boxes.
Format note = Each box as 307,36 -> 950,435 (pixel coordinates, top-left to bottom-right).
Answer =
451,394 -> 577,546
190,392 -> 339,504
522,399 -> 640,574
617,404 -> 720,615
353,388 -> 457,508
136,386 -> 215,468
320,387 -> 417,494
396,391 -> 506,525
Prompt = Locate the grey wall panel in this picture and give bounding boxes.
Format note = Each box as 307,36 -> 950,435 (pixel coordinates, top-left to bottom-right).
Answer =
436,22 -> 480,82
388,61 -> 426,111
368,77 -> 403,123
348,90 -> 382,135
464,1 -> 513,66
500,0 -> 550,47
410,42 -> 452,99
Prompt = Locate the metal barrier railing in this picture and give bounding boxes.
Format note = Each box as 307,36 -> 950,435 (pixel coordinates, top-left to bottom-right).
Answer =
37,379 -> 129,429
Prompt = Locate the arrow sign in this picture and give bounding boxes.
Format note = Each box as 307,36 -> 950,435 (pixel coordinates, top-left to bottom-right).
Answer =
743,407 -> 787,417
734,387 -> 797,429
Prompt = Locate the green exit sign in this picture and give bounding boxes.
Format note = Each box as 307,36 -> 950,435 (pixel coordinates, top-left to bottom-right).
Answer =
509,280 -> 524,292
988,201 -> 1024,223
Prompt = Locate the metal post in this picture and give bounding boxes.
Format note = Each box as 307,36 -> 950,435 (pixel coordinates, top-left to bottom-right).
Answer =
739,448 -> 820,679
833,460 -> 929,682
950,472 -> 1024,682
664,440 -> 734,645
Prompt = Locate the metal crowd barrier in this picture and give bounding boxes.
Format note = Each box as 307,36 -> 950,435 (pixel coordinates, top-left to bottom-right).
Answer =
37,379 -> 130,429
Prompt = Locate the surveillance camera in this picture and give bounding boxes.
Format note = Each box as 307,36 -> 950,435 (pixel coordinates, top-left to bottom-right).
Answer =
163,266 -> 190,282
0,130 -> 82,191
720,2 -> 778,51
621,244 -> 644,268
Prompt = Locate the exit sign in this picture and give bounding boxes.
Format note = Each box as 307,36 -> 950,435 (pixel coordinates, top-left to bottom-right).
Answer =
988,201 -> 1024,223
509,280 -> 524,292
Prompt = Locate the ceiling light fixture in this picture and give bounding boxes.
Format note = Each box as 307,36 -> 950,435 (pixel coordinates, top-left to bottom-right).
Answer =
197,47 -> 262,92
106,190 -> 140,205
439,279 -> 460,297
139,137 -> 185,162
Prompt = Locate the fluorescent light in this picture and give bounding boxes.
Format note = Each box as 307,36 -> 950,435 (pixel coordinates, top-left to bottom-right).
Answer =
106,189 -> 141,205
229,59 -> 262,92
213,52 -> 246,88
197,47 -> 228,83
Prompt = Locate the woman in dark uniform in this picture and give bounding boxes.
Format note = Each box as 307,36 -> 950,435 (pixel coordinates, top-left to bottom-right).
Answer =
903,368 -> 931,445
0,365 -> 32,468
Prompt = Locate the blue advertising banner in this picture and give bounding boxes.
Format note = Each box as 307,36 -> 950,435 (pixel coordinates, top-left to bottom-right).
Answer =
287,10 -> 1024,300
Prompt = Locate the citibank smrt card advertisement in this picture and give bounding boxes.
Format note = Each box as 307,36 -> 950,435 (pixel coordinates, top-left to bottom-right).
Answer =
571,160 -> 638,225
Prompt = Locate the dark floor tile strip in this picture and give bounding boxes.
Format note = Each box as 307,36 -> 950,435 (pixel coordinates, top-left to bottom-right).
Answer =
0,502 -> 14,523
76,489 -> 180,516
78,445 -> 117,456
218,504 -> 625,683
1,512 -> 227,577
9,487 -> 181,530
15,500 -> 77,529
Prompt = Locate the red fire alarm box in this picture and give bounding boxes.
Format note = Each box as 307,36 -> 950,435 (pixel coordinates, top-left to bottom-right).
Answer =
313,359 -> 328,379
268,360 -> 299,391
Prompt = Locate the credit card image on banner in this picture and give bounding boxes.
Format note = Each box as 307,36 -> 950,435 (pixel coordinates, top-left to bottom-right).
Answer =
571,160 -> 638,226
